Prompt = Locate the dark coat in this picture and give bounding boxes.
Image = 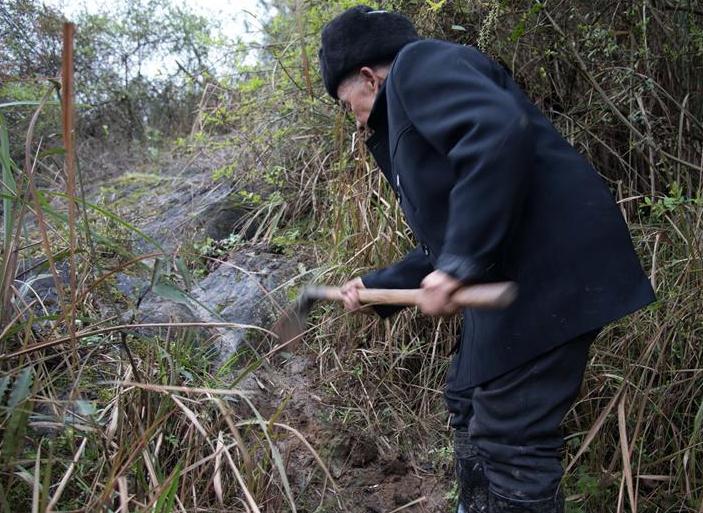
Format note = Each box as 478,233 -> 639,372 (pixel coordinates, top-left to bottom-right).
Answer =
361,39 -> 655,387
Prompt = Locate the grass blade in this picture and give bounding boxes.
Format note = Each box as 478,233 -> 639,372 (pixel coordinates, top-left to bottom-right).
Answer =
0,114 -> 16,251
0,376 -> 10,405
153,464 -> 181,513
1,368 -> 34,467
618,394 -> 636,513
31,442 -> 41,513
6,367 -> 33,413
213,431 -> 224,505
46,437 -> 87,511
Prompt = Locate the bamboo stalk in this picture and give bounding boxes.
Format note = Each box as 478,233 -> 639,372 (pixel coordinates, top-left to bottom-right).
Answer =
62,22 -> 78,355
295,0 -> 313,99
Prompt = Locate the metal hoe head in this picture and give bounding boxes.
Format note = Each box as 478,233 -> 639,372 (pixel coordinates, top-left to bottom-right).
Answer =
272,288 -> 321,346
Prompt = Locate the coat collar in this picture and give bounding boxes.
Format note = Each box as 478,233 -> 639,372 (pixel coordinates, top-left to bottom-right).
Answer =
364,81 -> 393,183
366,80 -> 388,134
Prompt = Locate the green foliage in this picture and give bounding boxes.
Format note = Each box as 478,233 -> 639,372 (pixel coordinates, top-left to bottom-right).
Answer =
153,464 -> 181,513
642,182 -> 703,221
264,166 -> 286,187
0,0 -> 63,78
193,233 -> 242,260
237,189 -> 263,206
202,105 -> 238,129
692,24 -> 703,56
270,228 -> 301,254
578,23 -> 620,59
212,161 -> 238,180
0,114 -> 16,254
239,76 -> 266,94
444,482 -> 459,507
510,2 -> 544,43
573,469 -> 605,500
0,81 -> 61,160
428,443 -> 454,472
426,0 -> 448,12
1,0 -> 241,142
1,367 -> 34,467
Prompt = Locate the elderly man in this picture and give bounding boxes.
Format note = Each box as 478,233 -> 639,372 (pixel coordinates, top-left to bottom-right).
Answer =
318,5 -> 654,513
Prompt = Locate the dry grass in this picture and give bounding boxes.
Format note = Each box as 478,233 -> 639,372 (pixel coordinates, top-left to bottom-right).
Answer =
0,28 -> 334,512
1,1 -> 702,512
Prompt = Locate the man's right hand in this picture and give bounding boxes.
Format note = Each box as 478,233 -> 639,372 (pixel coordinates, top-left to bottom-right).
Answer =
340,277 -> 367,312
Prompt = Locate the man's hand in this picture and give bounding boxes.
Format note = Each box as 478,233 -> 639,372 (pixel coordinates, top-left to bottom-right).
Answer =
419,270 -> 462,316
340,277 -> 369,313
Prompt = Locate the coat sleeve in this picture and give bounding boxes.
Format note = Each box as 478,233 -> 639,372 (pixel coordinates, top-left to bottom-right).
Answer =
390,41 -> 533,283
360,245 -> 434,318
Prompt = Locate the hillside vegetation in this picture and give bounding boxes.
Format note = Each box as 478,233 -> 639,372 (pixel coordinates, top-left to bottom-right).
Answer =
1,1 -> 702,512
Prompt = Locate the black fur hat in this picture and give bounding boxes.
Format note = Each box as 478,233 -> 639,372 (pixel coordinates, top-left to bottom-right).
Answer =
319,5 -> 419,99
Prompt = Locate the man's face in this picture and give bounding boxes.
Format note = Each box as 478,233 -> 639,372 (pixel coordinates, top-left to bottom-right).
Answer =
337,66 -> 386,130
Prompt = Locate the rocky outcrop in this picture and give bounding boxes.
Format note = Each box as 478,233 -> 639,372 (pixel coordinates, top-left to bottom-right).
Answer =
138,247 -> 299,363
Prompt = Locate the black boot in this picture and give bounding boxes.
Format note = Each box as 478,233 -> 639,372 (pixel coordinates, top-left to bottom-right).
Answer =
454,430 -> 489,513
456,456 -> 489,512
488,489 -> 564,513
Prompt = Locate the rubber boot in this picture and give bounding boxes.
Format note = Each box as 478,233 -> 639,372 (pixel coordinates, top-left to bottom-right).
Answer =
454,430 -> 489,513
488,489 -> 564,513
455,455 -> 489,512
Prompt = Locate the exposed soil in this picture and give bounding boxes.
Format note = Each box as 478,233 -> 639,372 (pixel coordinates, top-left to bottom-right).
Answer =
242,351 -> 452,513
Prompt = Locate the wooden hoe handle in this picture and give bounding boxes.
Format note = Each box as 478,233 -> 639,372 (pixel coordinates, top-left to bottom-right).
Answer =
314,282 -> 517,310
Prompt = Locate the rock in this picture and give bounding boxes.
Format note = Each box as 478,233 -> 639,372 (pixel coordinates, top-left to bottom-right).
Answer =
136,178 -> 236,253
109,155 -> 264,254
13,258 -> 70,319
114,273 -> 149,302
139,297 -> 200,324
137,247 -> 299,365
13,141 -> 300,372
200,193 -> 250,241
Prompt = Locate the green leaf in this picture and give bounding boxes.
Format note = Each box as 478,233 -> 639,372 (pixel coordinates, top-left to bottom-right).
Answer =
154,464 -> 181,513
0,376 -> 10,405
174,256 -> 193,290
7,367 -> 33,413
425,0 -> 447,12
0,114 -> 17,254
38,147 -> 67,159
1,368 -> 34,465
151,279 -> 193,306
0,100 -> 60,109
75,400 -> 97,417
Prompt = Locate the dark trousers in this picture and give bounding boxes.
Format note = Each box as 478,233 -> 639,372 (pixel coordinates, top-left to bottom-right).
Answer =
445,330 -> 598,505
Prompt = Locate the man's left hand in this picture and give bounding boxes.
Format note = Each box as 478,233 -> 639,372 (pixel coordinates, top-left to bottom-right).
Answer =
419,270 -> 462,316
